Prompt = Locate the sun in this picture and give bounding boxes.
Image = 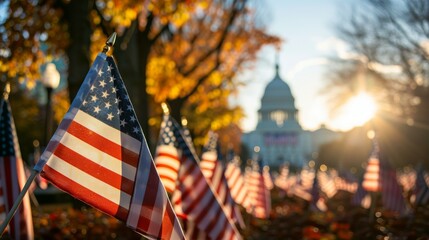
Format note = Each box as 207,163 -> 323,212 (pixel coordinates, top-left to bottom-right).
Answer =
331,92 -> 377,131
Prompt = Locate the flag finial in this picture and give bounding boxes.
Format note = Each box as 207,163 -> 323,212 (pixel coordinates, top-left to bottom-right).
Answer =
3,81 -> 10,100
102,32 -> 117,54
161,102 -> 170,115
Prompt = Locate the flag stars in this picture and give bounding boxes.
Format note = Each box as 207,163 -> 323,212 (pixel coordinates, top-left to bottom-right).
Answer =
107,113 -> 114,121
94,106 -> 101,114
117,108 -> 123,115
102,91 -> 109,98
82,100 -> 88,106
90,85 -> 96,92
91,95 -> 98,102
109,76 -> 115,83
130,115 -> 136,122
105,101 -> 112,109
133,127 -> 140,134
127,105 -> 133,111
112,86 -> 118,93
107,65 -> 113,72
120,119 -> 127,127
115,98 -> 121,104
98,69 -> 103,77
99,80 -> 106,88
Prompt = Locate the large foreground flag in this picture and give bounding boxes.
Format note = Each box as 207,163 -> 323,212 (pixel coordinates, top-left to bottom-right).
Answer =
0,94 -> 34,240
156,114 -> 241,240
34,53 -> 185,240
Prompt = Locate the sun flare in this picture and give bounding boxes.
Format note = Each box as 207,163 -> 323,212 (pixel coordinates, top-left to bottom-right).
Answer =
332,92 -> 377,131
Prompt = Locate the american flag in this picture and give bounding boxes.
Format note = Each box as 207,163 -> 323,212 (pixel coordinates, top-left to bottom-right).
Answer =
200,131 -> 244,228
246,157 -> 271,219
34,54 -> 185,240
309,173 -> 327,212
0,96 -> 34,239
156,114 -> 241,240
352,179 -> 371,209
379,153 -> 408,215
362,145 -> 381,192
414,166 -> 429,206
224,154 -> 250,209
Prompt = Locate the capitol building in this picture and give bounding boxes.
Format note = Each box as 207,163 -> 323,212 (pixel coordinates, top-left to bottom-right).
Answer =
241,62 -> 341,167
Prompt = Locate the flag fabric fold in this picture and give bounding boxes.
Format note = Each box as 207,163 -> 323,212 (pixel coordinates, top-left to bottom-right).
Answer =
34,53 -> 185,240
155,114 -> 242,240
0,97 -> 34,240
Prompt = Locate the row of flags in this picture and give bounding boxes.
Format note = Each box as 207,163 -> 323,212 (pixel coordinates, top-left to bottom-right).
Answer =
0,51 -> 273,239
1,37 -> 429,239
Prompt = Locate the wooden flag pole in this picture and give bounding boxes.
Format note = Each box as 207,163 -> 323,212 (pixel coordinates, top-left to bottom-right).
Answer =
0,170 -> 39,236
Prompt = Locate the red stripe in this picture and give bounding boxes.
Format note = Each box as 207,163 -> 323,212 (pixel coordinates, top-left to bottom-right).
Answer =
53,143 -> 135,196
42,165 -> 129,220
2,156 -> 17,237
159,202 -> 175,239
67,121 -> 139,167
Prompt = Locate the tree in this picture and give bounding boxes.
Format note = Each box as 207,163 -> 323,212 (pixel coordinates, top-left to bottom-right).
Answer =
1,0 -> 280,151
324,0 -> 429,166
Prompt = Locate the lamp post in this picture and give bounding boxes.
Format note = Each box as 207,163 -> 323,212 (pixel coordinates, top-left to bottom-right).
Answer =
41,63 -> 60,147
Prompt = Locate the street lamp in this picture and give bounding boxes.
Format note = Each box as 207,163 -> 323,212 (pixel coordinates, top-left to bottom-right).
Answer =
41,63 -> 60,147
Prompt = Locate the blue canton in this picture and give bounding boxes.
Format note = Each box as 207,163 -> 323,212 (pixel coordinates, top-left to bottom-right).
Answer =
0,100 -> 15,157
79,56 -> 143,141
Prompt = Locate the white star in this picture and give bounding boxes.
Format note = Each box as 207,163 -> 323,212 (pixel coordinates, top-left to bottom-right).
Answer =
107,113 -> 114,121
109,76 -> 115,82
127,105 -> 133,111
107,65 -> 113,72
82,100 -> 87,106
98,69 -> 103,77
105,101 -> 111,109
91,95 -> 98,102
133,127 -> 139,133
117,108 -> 123,115
99,80 -> 106,88
115,97 -> 121,104
120,119 -> 127,127
90,85 -> 96,92
112,87 -> 118,93
94,106 -> 101,114
102,90 -> 109,98
130,115 -> 136,122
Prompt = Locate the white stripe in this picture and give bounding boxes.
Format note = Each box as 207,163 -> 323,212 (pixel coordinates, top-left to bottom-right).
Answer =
47,155 -> 131,209
74,110 -> 140,154
61,132 -> 136,181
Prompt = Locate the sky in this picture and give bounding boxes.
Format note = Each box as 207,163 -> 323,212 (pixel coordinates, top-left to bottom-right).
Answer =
235,0 -> 357,133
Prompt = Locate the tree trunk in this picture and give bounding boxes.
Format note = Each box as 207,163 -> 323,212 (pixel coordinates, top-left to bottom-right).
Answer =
63,0 -> 92,101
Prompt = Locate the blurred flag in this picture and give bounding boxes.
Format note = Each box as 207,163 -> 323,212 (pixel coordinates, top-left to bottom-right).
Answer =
413,166 -> 429,206
224,154 -> 250,209
263,166 -> 274,190
157,113 -> 241,240
317,170 -> 337,198
310,173 -> 327,212
34,54 -> 184,240
0,94 -> 34,239
352,179 -> 371,209
246,157 -> 271,219
200,131 -> 244,228
379,153 -> 408,215
362,144 -> 381,192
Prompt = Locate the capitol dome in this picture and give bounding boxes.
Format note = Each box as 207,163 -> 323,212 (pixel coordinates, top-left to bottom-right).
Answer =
256,63 -> 301,131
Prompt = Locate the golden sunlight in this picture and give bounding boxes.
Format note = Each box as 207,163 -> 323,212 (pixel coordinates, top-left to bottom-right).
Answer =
331,92 -> 377,131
